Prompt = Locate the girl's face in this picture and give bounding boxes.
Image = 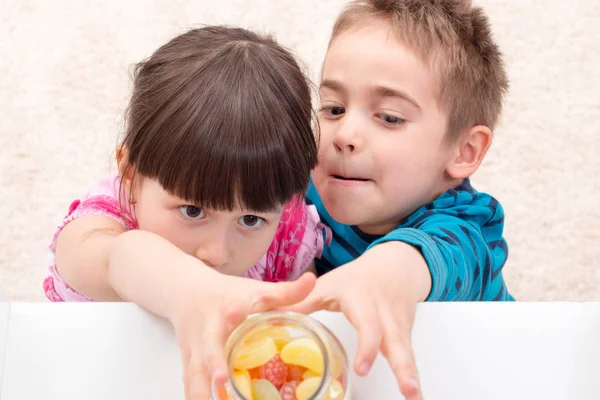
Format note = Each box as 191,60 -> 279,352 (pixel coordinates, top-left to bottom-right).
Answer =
129,177 -> 283,276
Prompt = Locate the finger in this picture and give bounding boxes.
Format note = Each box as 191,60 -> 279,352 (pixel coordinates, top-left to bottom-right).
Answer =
381,336 -> 422,400
380,308 -> 422,400
280,273 -> 341,314
340,295 -> 383,376
202,321 -> 229,387
250,272 -> 317,313
184,355 -> 211,400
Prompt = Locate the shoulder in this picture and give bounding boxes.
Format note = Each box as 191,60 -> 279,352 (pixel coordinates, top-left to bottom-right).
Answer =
406,179 -> 505,231
49,174 -> 137,253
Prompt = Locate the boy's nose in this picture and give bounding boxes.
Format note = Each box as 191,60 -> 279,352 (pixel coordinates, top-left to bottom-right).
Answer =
332,116 -> 363,153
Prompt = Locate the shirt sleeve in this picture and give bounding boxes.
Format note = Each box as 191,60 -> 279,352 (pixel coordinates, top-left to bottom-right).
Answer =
367,212 -> 511,302
286,204 -> 332,281
45,195 -> 137,302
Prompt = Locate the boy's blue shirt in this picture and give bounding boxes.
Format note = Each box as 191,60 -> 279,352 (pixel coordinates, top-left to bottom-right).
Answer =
306,179 -> 514,301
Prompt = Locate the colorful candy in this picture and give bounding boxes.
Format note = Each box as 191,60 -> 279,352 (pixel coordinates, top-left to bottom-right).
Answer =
228,326 -> 345,400
279,381 -> 298,400
259,354 -> 289,389
251,379 -> 282,400
232,336 -> 278,370
232,370 -> 253,400
280,338 -> 324,374
295,377 -> 344,400
246,325 -> 293,351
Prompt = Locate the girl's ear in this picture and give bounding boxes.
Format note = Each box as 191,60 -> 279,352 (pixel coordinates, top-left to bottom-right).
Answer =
116,145 -> 138,204
116,145 -> 134,182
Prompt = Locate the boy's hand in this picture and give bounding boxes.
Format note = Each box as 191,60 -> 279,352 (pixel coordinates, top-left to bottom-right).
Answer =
169,270 -> 317,400
287,242 -> 431,400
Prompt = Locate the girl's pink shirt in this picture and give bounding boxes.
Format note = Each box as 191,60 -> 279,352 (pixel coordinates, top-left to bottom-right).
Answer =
43,174 -> 331,302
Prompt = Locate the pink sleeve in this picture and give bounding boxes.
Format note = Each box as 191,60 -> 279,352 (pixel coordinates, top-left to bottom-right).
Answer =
285,205 -> 332,281
44,196 -> 138,302
261,198 -> 331,282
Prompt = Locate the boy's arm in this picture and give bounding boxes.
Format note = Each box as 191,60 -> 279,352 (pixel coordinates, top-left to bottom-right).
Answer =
369,213 -> 511,301
287,209 -> 510,400
287,241 -> 430,400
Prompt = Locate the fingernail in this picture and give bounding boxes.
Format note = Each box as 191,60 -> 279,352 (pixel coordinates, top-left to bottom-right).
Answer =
357,362 -> 371,375
212,368 -> 226,384
407,377 -> 419,390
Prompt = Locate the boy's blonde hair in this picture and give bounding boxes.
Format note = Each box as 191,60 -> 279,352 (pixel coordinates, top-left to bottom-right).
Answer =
330,0 -> 509,140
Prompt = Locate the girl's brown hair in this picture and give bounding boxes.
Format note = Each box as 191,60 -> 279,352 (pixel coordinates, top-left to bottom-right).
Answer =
122,26 -> 317,212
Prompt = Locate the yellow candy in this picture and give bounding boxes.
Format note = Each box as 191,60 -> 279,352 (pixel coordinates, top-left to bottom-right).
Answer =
245,325 -> 292,351
233,336 -> 278,370
232,370 -> 253,400
302,370 -> 319,380
295,377 -> 344,400
251,379 -> 282,400
331,356 -> 343,380
280,338 -> 324,374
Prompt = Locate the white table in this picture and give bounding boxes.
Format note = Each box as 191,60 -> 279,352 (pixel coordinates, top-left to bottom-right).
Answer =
0,302 -> 599,399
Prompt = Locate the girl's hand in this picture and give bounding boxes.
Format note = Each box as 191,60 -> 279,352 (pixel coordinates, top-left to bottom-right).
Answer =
285,242 -> 431,400
168,268 -> 316,400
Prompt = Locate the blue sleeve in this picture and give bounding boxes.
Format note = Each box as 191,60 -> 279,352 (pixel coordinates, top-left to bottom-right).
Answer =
367,213 -> 512,302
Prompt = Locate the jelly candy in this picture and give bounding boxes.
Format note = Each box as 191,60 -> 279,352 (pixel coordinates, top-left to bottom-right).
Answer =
252,379 -> 282,400
248,367 -> 262,380
246,325 -> 292,351
280,380 -> 299,400
233,336 -> 278,370
302,370 -> 319,380
259,354 -> 289,389
300,356 -> 342,379
232,370 -> 252,400
287,365 -> 306,382
280,338 -> 324,374
295,377 -> 344,400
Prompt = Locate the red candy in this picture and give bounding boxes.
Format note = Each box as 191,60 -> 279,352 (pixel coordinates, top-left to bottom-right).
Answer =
280,380 -> 299,400
287,365 -> 306,382
259,354 -> 289,389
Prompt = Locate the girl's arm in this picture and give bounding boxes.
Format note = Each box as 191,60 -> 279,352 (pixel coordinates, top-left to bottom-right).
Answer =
54,214 -> 316,400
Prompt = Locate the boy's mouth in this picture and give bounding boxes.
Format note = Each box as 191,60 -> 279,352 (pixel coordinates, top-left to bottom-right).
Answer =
332,175 -> 370,182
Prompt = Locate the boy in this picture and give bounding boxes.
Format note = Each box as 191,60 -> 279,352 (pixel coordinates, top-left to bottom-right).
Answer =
294,1 -> 514,398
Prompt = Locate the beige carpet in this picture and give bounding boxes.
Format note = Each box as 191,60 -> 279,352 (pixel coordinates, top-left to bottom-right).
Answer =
1,0 -> 599,301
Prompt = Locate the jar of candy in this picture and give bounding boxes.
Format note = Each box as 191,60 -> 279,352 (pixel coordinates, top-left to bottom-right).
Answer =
213,311 -> 350,400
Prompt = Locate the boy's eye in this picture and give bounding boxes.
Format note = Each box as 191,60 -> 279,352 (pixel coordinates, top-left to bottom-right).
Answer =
378,114 -> 404,125
238,215 -> 264,229
179,205 -> 205,220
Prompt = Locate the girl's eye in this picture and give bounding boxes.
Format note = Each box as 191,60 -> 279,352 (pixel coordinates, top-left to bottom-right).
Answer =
321,106 -> 345,117
378,114 -> 404,125
330,106 -> 345,116
179,205 -> 205,220
238,215 -> 264,229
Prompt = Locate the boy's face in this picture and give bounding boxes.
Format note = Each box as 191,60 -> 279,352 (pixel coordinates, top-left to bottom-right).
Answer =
314,22 -> 456,235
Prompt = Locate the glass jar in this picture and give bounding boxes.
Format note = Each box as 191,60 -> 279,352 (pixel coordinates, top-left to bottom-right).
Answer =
212,311 -> 350,400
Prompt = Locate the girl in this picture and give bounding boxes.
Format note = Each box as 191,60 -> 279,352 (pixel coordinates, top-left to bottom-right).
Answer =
44,26 -> 329,399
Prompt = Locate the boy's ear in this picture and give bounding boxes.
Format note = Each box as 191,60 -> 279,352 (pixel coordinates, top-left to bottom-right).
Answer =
116,145 -> 134,184
446,125 -> 493,180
